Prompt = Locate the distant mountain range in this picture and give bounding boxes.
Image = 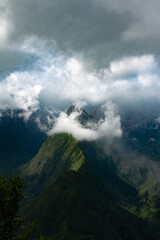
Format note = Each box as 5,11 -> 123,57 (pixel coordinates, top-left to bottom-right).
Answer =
0,110 -> 46,174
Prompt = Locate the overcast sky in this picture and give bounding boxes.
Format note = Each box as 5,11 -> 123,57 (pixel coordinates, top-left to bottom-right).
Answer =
1,0 -> 160,138
1,0 -> 160,71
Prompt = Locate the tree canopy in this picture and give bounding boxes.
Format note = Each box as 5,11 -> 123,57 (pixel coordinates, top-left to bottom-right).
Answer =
0,174 -> 51,240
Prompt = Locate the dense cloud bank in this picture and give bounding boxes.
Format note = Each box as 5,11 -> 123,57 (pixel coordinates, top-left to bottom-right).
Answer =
0,51 -> 159,115
1,0 -> 160,140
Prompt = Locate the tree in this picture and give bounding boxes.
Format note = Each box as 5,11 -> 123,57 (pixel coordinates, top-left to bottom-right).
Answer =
0,174 -> 51,240
0,174 -> 25,240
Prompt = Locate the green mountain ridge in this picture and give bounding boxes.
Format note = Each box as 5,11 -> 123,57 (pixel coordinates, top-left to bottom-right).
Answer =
22,134 -> 85,197
21,133 -> 160,239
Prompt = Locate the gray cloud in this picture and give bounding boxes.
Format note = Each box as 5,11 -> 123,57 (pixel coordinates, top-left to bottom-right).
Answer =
2,0 -> 160,72
100,0 -> 160,41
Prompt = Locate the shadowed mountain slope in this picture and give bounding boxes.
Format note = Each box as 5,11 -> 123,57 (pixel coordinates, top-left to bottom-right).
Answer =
0,112 -> 46,174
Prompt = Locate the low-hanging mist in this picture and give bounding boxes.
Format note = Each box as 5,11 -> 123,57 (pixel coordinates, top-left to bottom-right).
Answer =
48,102 -> 122,141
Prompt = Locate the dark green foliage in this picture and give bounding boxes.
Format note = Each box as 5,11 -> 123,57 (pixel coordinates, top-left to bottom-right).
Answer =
0,174 -> 25,240
0,174 -> 52,240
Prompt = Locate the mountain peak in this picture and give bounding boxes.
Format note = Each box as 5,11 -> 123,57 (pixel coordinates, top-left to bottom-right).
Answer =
22,133 -> 85,196
66,105 -> 92,125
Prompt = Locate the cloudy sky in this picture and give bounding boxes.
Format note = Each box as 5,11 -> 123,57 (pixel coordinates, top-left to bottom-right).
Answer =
1,0 -> 160,139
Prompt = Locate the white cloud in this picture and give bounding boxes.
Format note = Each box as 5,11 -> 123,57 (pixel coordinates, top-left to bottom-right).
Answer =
48,111 -> 97,141
0,49 -> 160,120
107,55 -> 156,78
95,102 -> 122,138
48,102 -> 122,141
0,71 -> 42,119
